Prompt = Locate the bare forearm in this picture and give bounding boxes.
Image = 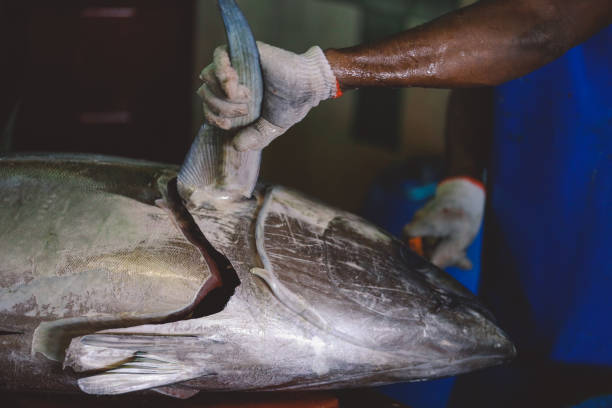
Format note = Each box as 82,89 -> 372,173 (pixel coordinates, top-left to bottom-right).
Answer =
325,0 -> 612,89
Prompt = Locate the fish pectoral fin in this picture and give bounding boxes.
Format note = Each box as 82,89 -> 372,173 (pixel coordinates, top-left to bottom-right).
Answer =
78,352 -> 203,395
152,384 -> 201,399
65,333 -> 206,373
68,334 -> 215,395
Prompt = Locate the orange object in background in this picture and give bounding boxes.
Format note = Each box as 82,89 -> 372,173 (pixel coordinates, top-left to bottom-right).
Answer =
408,236 -> 442,260
408,237 -> 425,257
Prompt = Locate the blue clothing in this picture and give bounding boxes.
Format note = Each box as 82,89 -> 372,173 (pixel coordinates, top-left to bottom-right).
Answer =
367,24 -> 612,407
364,180 -> 483,407
450,25 -> 612,407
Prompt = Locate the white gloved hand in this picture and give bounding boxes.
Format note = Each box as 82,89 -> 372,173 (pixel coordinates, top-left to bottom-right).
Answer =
403,177 -> 485,270
197,42 -> 339,151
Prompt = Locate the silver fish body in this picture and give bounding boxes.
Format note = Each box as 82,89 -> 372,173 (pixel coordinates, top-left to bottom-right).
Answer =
0,155 -> 200,392
0,154 -> 515,396
0,0 -> 514,397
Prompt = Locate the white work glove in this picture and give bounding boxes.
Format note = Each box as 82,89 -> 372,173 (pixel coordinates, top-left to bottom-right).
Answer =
197,42 -> 339,151
403,177 -> 485,270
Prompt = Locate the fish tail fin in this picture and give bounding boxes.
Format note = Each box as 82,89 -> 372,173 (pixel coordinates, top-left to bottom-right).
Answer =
177,0 -> 262,207
177,124 -> 261,207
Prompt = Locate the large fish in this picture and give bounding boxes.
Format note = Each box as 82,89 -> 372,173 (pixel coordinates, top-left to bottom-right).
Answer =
0,0 -> 515,398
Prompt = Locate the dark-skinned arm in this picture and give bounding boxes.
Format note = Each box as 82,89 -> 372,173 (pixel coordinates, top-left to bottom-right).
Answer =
326,0 -> 612,89
199,0 -> 610,151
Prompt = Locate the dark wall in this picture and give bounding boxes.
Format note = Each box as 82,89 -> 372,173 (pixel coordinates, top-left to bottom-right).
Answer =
1,0 -> 195,164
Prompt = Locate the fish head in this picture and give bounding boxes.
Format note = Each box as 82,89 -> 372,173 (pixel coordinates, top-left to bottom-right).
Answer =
401,294 -> 516,378
384,246 -> 516,379
251,187 -> 517,385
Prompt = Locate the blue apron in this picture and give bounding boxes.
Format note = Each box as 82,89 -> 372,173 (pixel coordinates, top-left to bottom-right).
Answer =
370,25 -> 611,407
450,25 -> 612,407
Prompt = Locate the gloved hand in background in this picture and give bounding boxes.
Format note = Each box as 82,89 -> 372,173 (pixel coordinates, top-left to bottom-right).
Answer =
403,177 -> 485,270
197,42 -> 340,151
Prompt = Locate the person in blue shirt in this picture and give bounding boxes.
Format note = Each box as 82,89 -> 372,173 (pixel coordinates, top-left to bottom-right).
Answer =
444,25 -> 612,407
404,23 -> 612,406
200,0 -> 611,406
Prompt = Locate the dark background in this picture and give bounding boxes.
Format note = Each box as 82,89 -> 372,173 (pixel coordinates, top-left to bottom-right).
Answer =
1,0 -> 194,164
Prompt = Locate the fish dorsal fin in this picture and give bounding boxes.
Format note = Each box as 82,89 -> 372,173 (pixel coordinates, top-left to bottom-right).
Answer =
178,0 -> 263,208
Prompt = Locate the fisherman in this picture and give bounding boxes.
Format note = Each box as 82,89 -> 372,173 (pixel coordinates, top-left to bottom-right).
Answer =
199,0 -> 611,406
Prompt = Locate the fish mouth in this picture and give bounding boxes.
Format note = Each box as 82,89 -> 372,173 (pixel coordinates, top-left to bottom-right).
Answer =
434,346 -> 516,378
464,332 -> 517,368
444,312 -> 517,375
493,330 -> 517,360
401,297 -> 517,380
392,328 -> 516,382
452,346 -> 516,376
